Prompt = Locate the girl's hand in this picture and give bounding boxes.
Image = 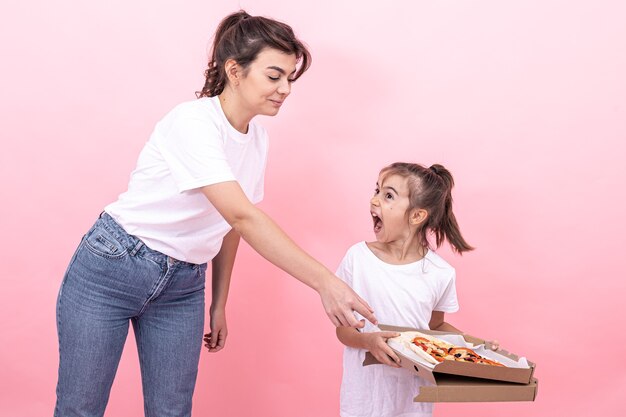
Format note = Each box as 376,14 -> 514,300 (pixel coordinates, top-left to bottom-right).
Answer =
488,339 -> 501,351
364,332 -> 402,368
318,275 -> 377,328
204,308 -> 228,353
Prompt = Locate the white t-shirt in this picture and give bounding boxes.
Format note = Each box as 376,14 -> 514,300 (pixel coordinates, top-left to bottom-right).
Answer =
336,242 -> 459,417
105,96 -> 268,264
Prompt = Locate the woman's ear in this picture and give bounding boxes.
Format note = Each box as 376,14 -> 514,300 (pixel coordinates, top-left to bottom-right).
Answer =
410,209 -> 428,226
224,59 -> 241,86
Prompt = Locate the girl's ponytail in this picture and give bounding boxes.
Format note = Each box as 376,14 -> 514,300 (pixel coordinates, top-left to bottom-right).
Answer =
429,165 -> 474,254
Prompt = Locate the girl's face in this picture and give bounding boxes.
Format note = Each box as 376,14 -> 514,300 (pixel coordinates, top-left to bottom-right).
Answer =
235,48 -> 297,117
370,174 -> 414,243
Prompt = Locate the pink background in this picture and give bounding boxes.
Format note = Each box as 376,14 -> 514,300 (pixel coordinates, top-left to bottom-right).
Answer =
2,1 -> 625,416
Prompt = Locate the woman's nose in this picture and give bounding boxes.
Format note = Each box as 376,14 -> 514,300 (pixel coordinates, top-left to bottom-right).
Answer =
277,80 -> 291,95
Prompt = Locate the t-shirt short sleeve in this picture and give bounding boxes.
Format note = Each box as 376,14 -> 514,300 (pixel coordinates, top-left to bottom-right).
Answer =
433,270 -> 460,313
335,249 -> 369,325
156,114 -> 236,192
335,251 -> 354,287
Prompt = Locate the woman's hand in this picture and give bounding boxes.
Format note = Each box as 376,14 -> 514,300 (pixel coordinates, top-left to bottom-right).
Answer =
318,276 -> 377,328
204,308 -> 228,353
364,331 -> 402,368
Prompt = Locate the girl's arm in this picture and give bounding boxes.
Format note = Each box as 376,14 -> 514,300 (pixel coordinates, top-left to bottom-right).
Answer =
429,311 -> 462,333
201,181 -> 377,328
336,327 -> 401,367
429,311 -> 500,349
204,228 -> 240,353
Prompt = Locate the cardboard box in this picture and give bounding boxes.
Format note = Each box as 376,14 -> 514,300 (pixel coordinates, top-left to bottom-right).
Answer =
363,324 -> 538,402
409,375 -> 538,403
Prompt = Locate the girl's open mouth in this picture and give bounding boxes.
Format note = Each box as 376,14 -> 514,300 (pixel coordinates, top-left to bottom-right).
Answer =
372,213 -> 382,233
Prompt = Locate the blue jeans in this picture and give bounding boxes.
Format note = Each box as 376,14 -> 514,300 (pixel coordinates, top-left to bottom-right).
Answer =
55,213 -> 207,417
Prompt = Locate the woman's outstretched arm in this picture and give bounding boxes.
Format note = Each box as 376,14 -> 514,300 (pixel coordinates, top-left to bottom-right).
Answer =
202,181 -> 377,328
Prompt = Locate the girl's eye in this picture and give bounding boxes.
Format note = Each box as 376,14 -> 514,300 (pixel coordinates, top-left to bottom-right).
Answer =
373,188 -> 379,195
385,193 -> 393,200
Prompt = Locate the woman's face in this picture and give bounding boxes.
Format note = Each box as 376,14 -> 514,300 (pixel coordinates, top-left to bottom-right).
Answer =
236,48 -> 298,117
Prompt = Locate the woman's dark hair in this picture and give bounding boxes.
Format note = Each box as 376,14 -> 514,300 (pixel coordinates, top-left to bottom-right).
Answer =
196,10 -> 311,98
380,162 -> 474,254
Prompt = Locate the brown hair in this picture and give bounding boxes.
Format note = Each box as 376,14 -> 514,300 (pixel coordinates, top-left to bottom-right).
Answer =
380,162 -> 474,254
196,10 -> 312,98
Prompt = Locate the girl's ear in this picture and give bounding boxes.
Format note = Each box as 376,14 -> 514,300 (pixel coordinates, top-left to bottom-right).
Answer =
410,209 -> 428,226
224,58 -> 242,86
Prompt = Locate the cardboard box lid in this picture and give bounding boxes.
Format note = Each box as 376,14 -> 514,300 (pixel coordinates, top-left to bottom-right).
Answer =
376,324 -> 536,384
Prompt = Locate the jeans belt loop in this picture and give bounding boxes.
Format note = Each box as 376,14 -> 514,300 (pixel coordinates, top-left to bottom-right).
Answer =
130,240 -> 144,256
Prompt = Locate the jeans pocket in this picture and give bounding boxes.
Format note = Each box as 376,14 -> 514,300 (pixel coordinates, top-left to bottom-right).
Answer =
83,225 -> 128,259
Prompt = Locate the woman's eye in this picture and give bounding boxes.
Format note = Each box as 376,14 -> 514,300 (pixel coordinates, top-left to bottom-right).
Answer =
268,76 -> 280,81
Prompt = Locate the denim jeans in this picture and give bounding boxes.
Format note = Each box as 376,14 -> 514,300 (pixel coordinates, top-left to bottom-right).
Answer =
55,213 -> 207,417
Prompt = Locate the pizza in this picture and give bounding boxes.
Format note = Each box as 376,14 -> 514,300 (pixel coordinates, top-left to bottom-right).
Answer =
410,335 -> 454,363
390,331 -> 504,367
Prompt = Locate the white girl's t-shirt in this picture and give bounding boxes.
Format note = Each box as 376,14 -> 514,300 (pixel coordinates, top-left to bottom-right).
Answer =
105,96 -> 268,264
336,242 -> 459,417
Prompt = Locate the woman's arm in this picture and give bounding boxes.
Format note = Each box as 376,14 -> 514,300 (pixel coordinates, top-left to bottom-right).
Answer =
204,228 -> 240,352
201,181 -> 377,328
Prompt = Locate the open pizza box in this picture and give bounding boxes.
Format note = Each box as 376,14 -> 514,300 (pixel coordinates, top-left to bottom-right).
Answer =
363,324 -> 538,402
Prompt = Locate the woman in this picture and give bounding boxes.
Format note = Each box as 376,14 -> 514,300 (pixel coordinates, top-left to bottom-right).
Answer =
54,10 -> 376,417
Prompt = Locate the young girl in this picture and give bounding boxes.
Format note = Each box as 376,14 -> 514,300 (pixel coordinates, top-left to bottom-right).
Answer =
336,162 -> 473,417
54,10 -> 375,417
